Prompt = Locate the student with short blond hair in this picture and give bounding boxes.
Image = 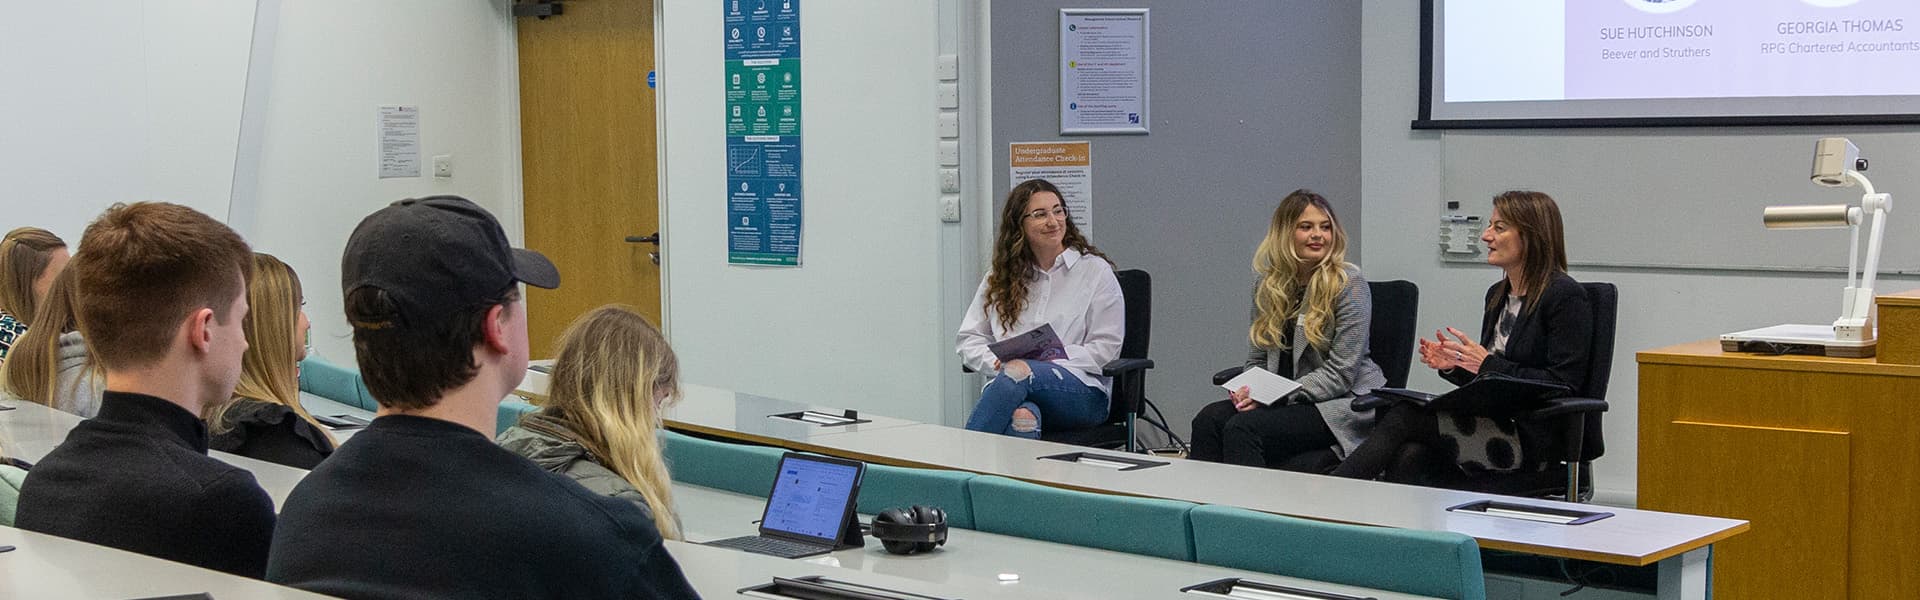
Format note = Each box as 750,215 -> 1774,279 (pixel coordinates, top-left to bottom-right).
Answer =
15,202 -> 271,578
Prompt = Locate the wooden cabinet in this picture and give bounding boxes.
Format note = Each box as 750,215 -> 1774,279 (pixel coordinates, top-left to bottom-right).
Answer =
1639,339 -> 1920,599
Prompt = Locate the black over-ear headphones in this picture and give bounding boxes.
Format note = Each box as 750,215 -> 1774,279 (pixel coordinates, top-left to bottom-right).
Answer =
868,505 -> 948,555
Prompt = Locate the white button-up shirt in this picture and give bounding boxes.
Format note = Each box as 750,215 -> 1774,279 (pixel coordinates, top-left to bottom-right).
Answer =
956,248 -> 1125,393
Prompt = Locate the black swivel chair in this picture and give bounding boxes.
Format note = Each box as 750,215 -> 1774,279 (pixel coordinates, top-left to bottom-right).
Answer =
1041,269 -> 1154,451
963,270 -> 1154,451
1387,281 -> 1617,502
1210,280 -> 1420,471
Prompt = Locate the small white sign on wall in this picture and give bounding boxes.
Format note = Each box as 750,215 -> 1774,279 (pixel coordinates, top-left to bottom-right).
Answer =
378,105 -> 420,179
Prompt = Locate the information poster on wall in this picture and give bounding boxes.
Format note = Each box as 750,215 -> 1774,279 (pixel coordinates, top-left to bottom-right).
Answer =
378,105 -> 420,179
1009,141 -> 1093,238
725,0 -> 802,266
1060,9 -> 1149,135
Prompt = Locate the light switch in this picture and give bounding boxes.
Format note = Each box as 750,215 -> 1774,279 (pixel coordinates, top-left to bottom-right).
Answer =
936,54 -> 959,81
433,154 -> 453,178
937,113 -> 959,138
937,83 -> 959,109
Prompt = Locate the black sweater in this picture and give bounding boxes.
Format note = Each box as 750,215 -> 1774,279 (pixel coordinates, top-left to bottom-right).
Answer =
15,391 -> 277,578
208,399 -> 335,469
267,414 -> 700,600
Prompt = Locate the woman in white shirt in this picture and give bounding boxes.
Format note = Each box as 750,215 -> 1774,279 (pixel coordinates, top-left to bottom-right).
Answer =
957,179 -> 1124,439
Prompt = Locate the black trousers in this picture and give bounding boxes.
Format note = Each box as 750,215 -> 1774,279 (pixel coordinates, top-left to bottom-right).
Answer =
1188,399 -> 1336,470
1328,402 -> 1470,487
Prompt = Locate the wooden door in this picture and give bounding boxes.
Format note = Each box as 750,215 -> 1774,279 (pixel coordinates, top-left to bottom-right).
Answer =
516,0 -> 662,358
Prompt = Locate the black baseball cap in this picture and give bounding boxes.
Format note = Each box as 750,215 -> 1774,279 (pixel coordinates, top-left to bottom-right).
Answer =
341,195 -> 558,329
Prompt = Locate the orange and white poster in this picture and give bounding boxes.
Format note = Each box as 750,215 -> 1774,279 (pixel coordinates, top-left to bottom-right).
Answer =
1008,141 -> 1093,237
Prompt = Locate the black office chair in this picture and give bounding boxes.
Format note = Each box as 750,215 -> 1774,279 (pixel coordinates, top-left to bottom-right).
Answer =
1210,280 -> 1420,472
1387,282 -> 1616,502
1041,269 -> 1154,451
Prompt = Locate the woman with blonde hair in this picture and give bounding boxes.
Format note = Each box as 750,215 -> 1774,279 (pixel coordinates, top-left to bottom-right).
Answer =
0,227 -> 70,364
206,253 -> 335,469
2,269 -> 102,416
1189,189 -> 1386,469
498,305 -> 684,540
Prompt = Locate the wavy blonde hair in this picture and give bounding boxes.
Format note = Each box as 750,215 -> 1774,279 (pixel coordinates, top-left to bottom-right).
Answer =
206,253 -> 332,445
536,305 -> 683,540
1251,190 -> 1350,352
0,227 -> 67,326
3,268 -> 91,408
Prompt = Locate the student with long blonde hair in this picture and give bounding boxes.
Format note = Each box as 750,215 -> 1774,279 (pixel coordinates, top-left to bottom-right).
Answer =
206,253 -> 335,469
498,305 -> 684,540
0,227 -> 70,365
1189,190 -> 1385,469
2,269 -> 102,416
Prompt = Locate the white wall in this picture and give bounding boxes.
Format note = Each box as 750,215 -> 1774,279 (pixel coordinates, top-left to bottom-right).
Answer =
0,1 -> 254,244
658,0 -> 974,424
237,0 -> 522,368
1359,0 -> 1920,505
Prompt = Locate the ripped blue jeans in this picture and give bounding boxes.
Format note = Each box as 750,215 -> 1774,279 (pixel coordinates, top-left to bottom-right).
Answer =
963,360 -> 1110,439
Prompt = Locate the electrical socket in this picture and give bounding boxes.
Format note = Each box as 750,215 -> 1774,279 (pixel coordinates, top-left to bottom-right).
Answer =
940,194 -> 960,222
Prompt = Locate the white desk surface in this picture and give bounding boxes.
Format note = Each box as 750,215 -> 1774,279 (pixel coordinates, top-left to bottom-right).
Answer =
673,484 -> 1438,600
0,525 -> 337,599
662,383 -> 923,445
518,368 -> 924,446
1,399 -> 311,510
667,402 -> 1749,568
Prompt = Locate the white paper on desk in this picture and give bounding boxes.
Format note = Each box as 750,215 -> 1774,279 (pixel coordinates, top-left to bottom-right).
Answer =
1219,367 -> 1302,405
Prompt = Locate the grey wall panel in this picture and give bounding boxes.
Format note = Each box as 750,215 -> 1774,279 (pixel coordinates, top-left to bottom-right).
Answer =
992,1 -> 1363,444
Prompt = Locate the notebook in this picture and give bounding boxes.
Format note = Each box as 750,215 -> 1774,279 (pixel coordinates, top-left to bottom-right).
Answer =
704,452 -> 865,559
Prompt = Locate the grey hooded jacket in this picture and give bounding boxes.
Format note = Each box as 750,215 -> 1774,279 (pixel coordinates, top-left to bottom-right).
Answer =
496,414 -> 656,523
55,332 -> 104,418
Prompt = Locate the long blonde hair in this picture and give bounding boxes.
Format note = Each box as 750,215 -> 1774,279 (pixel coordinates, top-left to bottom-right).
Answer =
1251,190 -> 1351,352
0,227 -> 67,326
537,305 -> 683,540
3,268 -> 90,408
207,253 -> 332,445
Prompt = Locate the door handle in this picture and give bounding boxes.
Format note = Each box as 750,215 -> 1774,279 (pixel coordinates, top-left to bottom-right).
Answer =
624,232 -> 662,265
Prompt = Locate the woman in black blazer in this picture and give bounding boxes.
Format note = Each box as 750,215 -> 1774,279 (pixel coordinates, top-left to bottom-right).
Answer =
1331,190 -> 1592,482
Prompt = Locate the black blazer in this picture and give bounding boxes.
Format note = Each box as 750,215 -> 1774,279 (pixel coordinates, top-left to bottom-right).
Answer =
1442,271 -> 1594,396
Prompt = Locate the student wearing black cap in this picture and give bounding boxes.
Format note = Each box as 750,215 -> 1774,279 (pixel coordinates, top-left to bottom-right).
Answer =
266,196 -> 698,599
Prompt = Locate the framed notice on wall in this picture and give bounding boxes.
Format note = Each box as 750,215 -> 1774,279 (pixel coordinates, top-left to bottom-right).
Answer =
1060,8 -> 1149,135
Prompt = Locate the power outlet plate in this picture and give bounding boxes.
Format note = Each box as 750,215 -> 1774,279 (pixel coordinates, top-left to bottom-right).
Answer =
936,113 -> 959,138
939,168 -> 960,193
939,194 -> 961,222
432,154 -> 453,178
